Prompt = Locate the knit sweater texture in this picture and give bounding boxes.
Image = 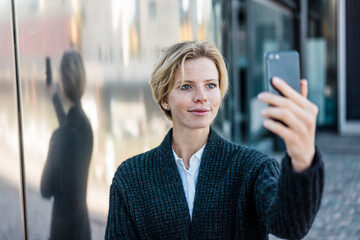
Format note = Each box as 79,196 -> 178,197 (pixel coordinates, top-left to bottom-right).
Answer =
106,128 -> 324,239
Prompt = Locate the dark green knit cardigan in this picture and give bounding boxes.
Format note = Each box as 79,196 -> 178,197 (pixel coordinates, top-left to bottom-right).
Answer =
106,128 -> 324,239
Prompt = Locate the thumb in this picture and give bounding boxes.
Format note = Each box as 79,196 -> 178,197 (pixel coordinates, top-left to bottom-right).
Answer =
300,79 -> 308,98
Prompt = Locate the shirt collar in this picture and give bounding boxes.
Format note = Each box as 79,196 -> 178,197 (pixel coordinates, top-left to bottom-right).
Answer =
172,144 -> 206,162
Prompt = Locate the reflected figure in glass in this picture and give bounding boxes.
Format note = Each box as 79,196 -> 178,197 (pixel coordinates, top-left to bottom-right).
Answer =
41,50 -> 93,240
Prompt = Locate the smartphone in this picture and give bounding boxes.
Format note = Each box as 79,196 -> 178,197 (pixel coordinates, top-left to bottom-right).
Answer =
45,57 -> 52,86
265,51 -> 301,95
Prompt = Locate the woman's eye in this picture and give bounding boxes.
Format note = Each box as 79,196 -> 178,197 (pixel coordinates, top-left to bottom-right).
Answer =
208,83 -> 217,89
180,84 -> 190,90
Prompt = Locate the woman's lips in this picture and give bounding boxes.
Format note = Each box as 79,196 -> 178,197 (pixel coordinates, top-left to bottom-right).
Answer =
189,108 -> 210,116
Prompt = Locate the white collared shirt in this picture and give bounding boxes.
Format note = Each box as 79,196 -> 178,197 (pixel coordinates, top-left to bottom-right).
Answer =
172,144 -> 206,219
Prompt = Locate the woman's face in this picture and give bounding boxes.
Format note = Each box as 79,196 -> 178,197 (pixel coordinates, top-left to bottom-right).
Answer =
162,57 -> 221,131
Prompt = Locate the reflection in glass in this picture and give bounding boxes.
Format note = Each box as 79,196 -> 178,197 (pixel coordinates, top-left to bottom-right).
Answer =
41,51 -> 93,239
14,0 -> 222,238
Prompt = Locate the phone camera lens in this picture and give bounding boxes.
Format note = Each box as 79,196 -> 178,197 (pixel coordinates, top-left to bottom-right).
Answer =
269,54 -> 274,61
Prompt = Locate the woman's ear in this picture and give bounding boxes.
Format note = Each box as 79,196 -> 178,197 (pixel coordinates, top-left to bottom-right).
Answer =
161,100 -> 170,110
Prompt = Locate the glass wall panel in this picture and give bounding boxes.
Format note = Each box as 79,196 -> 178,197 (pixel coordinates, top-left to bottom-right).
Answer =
0,1 -> 24,239
247,0 -> 294,141
14,0 -> 222,239
307,0 -> 337,127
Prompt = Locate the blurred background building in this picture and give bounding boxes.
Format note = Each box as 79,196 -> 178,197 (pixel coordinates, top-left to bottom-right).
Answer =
0,0 -> 359,239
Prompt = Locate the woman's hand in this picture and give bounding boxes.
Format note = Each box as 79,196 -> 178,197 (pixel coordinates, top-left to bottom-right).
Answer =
257,77 -> 318,172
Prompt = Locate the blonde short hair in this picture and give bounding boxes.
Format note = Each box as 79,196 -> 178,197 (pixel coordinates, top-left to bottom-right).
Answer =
150,40 -> 228,119
60,50 -> 86,104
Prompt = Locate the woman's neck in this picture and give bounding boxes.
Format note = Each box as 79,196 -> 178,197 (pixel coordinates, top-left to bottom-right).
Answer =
171,126 -> 209,168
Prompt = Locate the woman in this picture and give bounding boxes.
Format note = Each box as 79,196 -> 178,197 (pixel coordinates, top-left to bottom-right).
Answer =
41,50 -> 93,240
105,41 -> 324,239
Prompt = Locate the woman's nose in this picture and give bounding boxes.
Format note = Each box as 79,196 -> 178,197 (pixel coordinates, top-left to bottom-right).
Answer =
193,87 -> 207,103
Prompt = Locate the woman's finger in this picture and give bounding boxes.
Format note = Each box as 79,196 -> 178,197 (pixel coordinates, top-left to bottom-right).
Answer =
300,79 -> 308,98
271,77 -> 307,108
261,107 -> 306,133
262,118 -> 294,141
258,93 -> 309,122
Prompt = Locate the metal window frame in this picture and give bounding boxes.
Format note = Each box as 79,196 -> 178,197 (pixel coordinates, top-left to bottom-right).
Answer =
338,0 -> 360,135
10,0 -> 28,239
